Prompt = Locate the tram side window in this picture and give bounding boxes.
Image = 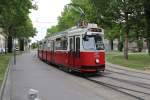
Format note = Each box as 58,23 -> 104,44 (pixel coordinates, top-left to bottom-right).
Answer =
47,41 -> 51,50
40,45 -> 42,50
51,41 -> 55,51
55,40 -> 61,50
43,42 -> 47,50
76,37 -> 80,51
39,45 -> 41,50
39,42 -> 42,50
69,38 -> 74,50
62,39 -> 68,50
41,44 -> 44,50
55,38 -> 68,50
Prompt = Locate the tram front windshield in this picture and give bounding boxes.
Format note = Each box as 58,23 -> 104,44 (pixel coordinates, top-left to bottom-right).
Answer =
83,35 -> 104,50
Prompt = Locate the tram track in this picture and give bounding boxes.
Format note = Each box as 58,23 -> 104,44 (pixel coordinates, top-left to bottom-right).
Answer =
107,64 -> 150,76
102,75 -> 150,90
79,67 -> 150,100
85,77 -> 148,100
106,69 -> 150,81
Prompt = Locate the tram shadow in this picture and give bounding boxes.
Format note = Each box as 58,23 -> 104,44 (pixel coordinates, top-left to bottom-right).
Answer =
70,71 -> 104,78
49,62 -> 106,78
41,59 -> 106,78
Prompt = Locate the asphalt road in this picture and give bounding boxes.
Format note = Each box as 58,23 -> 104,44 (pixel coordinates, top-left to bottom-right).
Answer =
2,51 -> 146,100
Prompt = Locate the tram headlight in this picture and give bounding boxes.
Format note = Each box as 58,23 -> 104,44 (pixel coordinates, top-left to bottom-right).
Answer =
95,59 -> 99,64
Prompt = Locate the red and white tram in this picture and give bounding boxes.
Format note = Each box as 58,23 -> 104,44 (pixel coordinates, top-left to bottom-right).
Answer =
38,23 -> 105,73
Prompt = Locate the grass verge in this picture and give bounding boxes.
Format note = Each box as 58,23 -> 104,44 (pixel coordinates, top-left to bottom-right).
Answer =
106,52 -> 150,70
0,53 -> 12,86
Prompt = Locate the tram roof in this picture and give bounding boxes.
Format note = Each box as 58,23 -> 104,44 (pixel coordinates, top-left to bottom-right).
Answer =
45,23 -> 104,40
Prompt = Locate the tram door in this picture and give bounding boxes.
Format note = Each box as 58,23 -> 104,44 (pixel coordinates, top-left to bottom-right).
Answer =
74,36 -> 80,67
51,40 -> 55,63
69,37 -> 75,67
69,36 -> 80,68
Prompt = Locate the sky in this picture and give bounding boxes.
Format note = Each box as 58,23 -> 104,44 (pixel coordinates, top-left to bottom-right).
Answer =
29,0 -> 71,43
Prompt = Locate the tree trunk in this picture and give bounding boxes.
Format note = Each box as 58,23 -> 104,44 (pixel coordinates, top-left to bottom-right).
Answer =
7,35 -> 13,53
144,0 -> 150,56
124,32 -> 129,59
124,12 -> 129,59
137,36 -> 143,52
118,39 -> 123,52
19,38 -> 24,51
4,36 -> 7,54
136,31 -> 143,52
137,40 -> 143,52
147,39 -> 150,56
110,39 -> 114,51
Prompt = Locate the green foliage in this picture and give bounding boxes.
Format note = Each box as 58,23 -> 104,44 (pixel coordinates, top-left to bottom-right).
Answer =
0,0 -> 36,38
105,24 -> 121,40
91,0 -> 146,59
89,0 -> 113,27
46,0 -> 93,37
15,18 -> 36,38
45,0 -> 149,57
46,25 -> 59,37
31,42 -> 38,49
0,0 -> 37,52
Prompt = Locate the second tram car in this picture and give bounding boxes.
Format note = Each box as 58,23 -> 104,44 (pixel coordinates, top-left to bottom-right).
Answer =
38,23 -> 105,73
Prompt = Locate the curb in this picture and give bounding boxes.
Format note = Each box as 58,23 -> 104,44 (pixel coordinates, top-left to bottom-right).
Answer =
0,59 -> 12,100
106,62 -> 150,75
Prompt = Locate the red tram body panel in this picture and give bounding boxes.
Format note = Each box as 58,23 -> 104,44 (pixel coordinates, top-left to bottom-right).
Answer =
38,23 -> 105,73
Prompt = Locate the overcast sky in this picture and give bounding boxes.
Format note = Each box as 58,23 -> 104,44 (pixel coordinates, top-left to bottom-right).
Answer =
29,0 -> 70,43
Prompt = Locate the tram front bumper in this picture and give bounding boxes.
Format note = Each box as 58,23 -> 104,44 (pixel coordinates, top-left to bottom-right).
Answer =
79,64 -> 105,73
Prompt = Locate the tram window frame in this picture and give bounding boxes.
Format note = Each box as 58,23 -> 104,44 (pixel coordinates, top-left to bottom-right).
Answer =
76,37 -> 80,51
82,35 -> 104,50
55,40 -> 62,50
47,41 -> 51,50
39,42 -> 42,50
69,38 -> 74,51
42,44 -> 44,50
43,41 -> 47,50
40,45 -> 42,50
62,39 -> 68,50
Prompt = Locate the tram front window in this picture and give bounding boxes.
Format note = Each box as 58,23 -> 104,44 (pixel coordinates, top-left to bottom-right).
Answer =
83,35 -> 104,50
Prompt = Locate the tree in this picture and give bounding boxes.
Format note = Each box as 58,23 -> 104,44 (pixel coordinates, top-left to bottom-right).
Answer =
46,0 -> 94,37
0,0 -> 36,52
144,0 -> 150,56
91,0 -> 145,59
105,24 -> 121,51
31,42 -> 38,49
14,18 -> 36,51
46,0 -> 147,58
46,25 -> 59,37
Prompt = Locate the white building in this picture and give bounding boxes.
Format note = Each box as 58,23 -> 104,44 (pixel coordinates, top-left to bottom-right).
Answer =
0,28 -> 5,53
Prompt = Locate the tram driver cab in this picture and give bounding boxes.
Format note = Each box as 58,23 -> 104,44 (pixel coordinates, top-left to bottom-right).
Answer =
67,23 -> 105,72
82,24 -> 105,51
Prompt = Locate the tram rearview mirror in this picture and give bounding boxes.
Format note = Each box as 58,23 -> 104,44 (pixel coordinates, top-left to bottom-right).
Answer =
83,35 -> 89,41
